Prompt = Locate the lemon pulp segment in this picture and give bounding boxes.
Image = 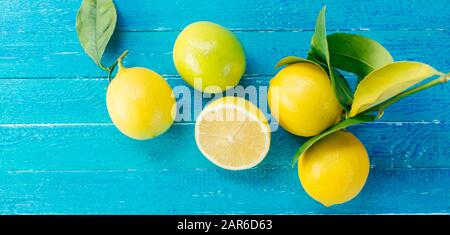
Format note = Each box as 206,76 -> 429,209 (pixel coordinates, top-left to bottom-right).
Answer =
195,97 -> 270,170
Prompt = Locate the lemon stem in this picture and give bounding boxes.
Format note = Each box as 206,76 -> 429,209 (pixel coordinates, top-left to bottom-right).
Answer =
106,50 -> 129,83
363,72 -> 449,116
117,50 -> 129,71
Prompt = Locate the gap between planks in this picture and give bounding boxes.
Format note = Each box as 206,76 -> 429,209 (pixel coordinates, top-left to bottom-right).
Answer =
3,28 -> 448,34
0,74 -> 266,80
0,121 -> 444,128
5,167 -> 450,174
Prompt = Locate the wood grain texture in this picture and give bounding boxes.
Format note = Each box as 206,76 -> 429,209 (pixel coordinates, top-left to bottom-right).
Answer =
0,0 -> 449,214
1,0 -> 448,33
1,78 -> 449,123
0,31 -> 448,78
0,123 -> 449,171
1,169 -> 449,214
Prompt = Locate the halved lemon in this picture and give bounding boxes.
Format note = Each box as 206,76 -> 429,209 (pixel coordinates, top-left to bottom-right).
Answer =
195,97 -> 271,170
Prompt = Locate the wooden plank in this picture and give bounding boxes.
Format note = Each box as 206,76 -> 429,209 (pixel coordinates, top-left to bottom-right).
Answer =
1,122 -> 449,171
1,77 -> 448,124
0,0 -> 448,33
0,168 -> 448,214
0,30 -> 448,78
1,0 -> 449,215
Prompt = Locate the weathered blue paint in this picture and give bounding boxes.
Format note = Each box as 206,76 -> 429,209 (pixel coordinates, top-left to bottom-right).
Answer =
0,0 -> 449,214
1,31 -> 448,78
1,77 -> 449,123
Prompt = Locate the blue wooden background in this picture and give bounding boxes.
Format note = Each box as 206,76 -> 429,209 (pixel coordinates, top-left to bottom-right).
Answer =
0,0 -> 449,214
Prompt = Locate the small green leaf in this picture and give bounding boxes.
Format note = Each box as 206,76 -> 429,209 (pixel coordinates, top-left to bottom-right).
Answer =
309,6 -> 353,112
310,6 -> 329,64
291,114 -> 376,166
328,33 -> 393,79
349,61 -> 440,117
275,56 -> 319,69
76,0 -> 117,67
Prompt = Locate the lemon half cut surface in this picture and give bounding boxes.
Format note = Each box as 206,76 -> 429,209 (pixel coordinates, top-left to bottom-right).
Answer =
195,97 -> 271,170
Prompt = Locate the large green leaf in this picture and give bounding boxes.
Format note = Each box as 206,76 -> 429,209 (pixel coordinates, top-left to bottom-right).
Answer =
364,71 -> 448,115
328,33 -> 393,79
310,6 -> 353,111
291,114 -> 376,166
349,61 -> 440,117
76,0 -> 117,66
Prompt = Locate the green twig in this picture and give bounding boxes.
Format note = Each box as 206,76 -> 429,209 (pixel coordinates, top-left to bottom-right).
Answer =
106,50 -> 129,83
117,50 -> 129,71
107,61 -> 118,82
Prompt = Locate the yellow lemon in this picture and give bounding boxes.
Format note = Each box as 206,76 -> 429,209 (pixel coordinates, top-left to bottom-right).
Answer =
173,21 -> 246,93
195,97 -> 270,170
298,130 -> 370,207
268,62 -> 342,137
106,67 -> 176,140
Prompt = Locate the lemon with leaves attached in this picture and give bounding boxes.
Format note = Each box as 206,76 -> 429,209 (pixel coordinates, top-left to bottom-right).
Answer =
106,65 -> 176,140
268,62 -> 342,137
173,21 -> 246,93
298,130 -> 370,207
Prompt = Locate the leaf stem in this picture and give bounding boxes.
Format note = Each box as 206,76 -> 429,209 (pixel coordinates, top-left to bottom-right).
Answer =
363,72 -> 449,115
98,63 -> 110,71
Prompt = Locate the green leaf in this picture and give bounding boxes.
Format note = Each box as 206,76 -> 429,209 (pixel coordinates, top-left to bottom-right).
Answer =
310,6 -> 353,112
291,114 -> 376,166
349,61 -> 440,117
306,51 -> 328,69
328,33 -> 393,79
363,71 -> 448,114
76,0 -> 117,67
310,6 -> 329,63
275,56 -> 318,69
